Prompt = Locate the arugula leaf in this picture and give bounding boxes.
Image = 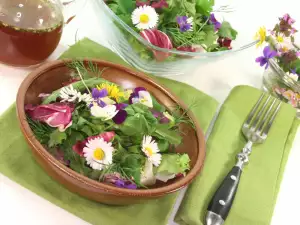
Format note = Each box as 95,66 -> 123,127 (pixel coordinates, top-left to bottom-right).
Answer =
128,145 -> 141,154
131,103 -> 149,114
184,1 -> 196,16
154,124 -> 182,145
202,30 -> 218,47
119,114 -> 146,136
218,21 -> 238,40
89,170 -> 102,181
107,3 -> 119,14
115,0 -> 135,14
48,129 -> 67,148
290,59 -> 300,75
117,14 -> 133,26
61,131 -> 85,161
143,111 -> 158,130
196,0 -> 214,16
151,96 -> 165,112
125,106 -> 135,116
113,148 -> 145,185
69,155 -> 92,176
158,139 -> 170,152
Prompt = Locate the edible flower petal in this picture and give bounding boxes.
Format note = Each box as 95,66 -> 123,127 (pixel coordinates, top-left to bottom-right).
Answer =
255,46 -> 277,69
142,135 -> 161,166
83,137 -> 114,170
73,132 -> 115,156
140,29 -> 173,61
129,89 -> 153,108
254,27 -> 266,47
90,103 -> 119,120
104,172 -> 137,189
131,5 -> 159,30
209,13 -> 221,31
177,16 -> 193,32
25,103 -> 74,132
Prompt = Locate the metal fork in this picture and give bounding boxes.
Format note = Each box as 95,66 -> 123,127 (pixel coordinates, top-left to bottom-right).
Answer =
205,93 -> 282,225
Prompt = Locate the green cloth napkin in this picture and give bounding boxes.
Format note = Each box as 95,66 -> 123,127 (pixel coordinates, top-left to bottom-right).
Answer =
0,38 -> 218,225
175,85 -> 299,225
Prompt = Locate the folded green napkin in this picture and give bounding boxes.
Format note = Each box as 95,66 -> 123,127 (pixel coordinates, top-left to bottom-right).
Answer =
175,85 -> 299,225
0,38 -> 218,225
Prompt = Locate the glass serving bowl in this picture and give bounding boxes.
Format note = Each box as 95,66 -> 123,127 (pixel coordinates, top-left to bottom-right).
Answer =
92,0 -> 257,76
262,59 -> 300,117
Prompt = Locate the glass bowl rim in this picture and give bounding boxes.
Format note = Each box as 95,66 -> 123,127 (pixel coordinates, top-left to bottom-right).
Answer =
97,0 -> 258,57
269,58 -> 300,90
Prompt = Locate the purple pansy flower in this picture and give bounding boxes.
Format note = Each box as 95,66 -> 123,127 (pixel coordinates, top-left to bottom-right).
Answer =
115,179 -> 137,189
104,173 -> 137,189
129,87 -> 153,108
89,88 -> 108,108
112,103 -> 128,124
92,88 -> 108,99
177,16 -> 193,32
255,46 -> 277,69
151,109 -> 170,124
209,13 -> 221,31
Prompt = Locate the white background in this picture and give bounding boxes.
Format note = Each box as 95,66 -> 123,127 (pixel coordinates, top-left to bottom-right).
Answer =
1,0 -> 300,224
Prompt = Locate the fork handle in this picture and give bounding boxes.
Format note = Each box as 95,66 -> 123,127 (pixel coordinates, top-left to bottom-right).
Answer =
206,166 -> 242,224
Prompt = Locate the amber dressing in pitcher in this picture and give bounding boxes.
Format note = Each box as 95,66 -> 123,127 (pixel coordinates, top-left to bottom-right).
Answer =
0,0 -> 64,66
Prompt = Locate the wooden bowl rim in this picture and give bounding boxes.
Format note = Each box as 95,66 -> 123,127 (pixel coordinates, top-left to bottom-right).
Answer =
16,59 -> 206,197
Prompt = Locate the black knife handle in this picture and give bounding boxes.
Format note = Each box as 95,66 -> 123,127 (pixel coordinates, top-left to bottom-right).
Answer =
207,166 -> 242,221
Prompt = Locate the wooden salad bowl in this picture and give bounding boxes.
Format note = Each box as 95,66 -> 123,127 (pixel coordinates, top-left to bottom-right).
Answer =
16,59 -> 206,205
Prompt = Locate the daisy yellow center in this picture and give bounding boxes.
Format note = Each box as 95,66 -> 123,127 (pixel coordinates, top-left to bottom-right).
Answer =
140,14 -> 149,24
282,46 -> 289,52
145,146 -> 153,156
93,148 -> 105,160
276,36 -> 284,43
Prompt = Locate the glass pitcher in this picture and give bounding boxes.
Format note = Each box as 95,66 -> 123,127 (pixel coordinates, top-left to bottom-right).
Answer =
0,0 -> 86,67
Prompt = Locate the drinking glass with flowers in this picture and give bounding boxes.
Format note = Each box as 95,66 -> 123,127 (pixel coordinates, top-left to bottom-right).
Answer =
255,13 -> 300,113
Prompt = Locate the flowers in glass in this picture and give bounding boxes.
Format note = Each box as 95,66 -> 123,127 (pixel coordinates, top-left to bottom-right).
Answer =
255,13 -> 300,81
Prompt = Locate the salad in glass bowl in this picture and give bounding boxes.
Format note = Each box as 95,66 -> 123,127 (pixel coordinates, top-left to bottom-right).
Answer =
92,0 -> 257,76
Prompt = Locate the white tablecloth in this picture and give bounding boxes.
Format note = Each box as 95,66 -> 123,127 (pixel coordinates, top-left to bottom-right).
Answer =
1,0 -> 300,224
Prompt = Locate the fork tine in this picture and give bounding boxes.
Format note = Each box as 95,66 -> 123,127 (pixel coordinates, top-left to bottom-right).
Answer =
257,98 -> 277,133
262,102 -> 282,135
245,93 -> 265,126
250,95 -> 271,130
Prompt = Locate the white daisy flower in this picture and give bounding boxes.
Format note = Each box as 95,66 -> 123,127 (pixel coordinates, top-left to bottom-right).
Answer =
131,5 -> 158,30
270,34 -> 294,52
287,72 -> 299,82
60,85 -> 93,104
83,138 -> 114,170
142,135 -> 161,167
79,93 -> 93,104
90,103 -> 119,120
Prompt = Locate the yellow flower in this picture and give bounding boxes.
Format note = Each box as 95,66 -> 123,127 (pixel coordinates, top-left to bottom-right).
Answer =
97,83 -> 124,102
255,27 -> 266,47
276,35 -> 284,43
